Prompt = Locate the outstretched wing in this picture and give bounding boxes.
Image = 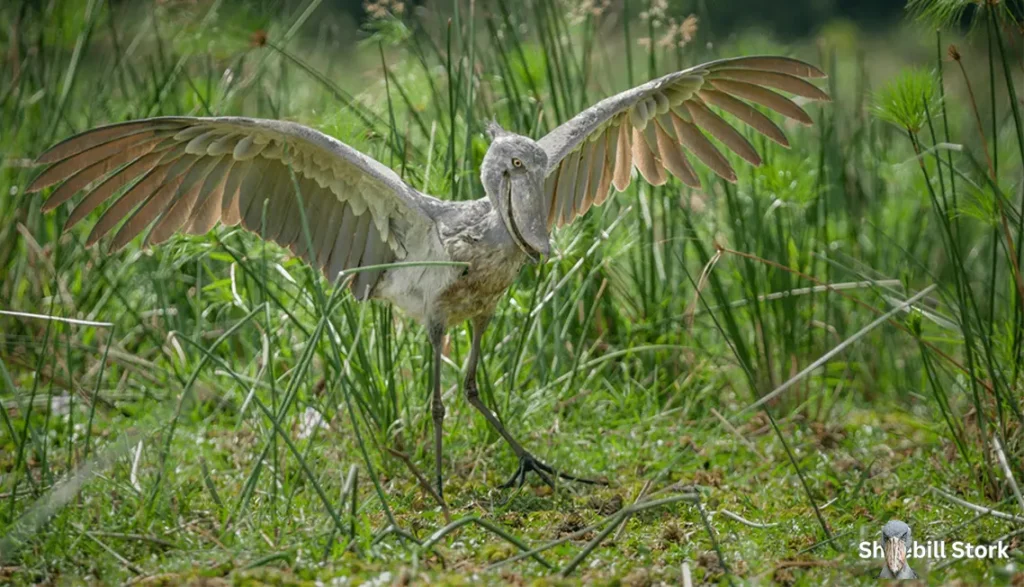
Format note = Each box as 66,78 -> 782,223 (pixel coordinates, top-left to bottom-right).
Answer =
28,116 -> 438,298
537,56 -> 829,228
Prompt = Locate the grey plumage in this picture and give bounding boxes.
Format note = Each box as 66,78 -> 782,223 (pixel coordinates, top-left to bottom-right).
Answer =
28,55 -> 827,497
879,520 -> 919,580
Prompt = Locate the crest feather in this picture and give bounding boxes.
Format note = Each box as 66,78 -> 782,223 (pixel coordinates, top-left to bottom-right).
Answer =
486,120 -> 509,140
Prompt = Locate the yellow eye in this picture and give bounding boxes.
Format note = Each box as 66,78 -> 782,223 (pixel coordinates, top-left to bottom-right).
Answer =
512,158 -> 523,168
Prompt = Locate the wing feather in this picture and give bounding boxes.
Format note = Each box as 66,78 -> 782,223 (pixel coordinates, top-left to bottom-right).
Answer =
611,121 -> 633,191
207,133 -> 241,157
670,114 -> 736,182
655,122 -> 700,188
537,55 -> 826,227
87,159 -> 185,246
220,159 -> 250,226
233,134 -> 266,160
35,120 -> 187,165
684,100 -> 761,166
580,133 -> 607,215
279,175 -> 315,246
708,79 -> 813,124
29,131 -> 173,192
697,89 -> 790,146
109,168 -> 190,250
262,166 -> 293,240
573,139 -> 597,215
242,168 -> 272,232
313,197 -> 341,269
353,225 -> 391,300
148,157 -> 222,246
655,113 -> 678,142
345,212 -> 371,271
554,150 -> 582,227
632,128 -> 666,186
639,122 -> 660,155
62,149 -> 170,228
43,140 -> 172,211
706,55 -> 827,78
31,116 -> 438,299
327,205 -> 359,281
708,69 -> 831,101
186,159 -> 234,234
238,163 -> 269,230
594,131 -> 616,206
544,168 -> 560,228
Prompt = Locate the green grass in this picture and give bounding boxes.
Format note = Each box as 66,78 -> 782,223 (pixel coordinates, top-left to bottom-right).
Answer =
1,0 -> 1023,584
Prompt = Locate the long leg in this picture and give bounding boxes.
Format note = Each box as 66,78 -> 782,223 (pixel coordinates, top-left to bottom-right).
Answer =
464,315 -> 605,489
428,322 -> 446,502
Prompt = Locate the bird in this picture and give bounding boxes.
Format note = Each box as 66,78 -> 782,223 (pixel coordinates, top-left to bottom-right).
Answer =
27,55 -> 828,500
879,520 -> 919,580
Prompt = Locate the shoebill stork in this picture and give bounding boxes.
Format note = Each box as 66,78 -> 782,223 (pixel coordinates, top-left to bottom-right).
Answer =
28,55 -> 828,498
880,520 -> 918,580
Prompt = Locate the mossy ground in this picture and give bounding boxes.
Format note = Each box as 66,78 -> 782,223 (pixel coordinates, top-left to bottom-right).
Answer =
3,390 -> 1019,585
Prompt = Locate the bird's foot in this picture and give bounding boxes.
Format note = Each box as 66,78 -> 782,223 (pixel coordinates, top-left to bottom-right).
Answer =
498,451 -> 606,490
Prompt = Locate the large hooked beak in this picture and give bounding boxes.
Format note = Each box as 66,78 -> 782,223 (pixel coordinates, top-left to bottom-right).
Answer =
504,173 -> 550,263
884,536 -> 906,575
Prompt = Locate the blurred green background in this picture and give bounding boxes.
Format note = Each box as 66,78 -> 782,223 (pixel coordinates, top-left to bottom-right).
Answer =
340,0 -> 908,36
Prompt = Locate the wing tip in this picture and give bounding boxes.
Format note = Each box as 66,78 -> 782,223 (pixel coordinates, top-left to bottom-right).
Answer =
110,231 -> 135,251
61,215 -> 79,232
26,173 -> 50,194
765,130 -> 792,149
805,87 -> 832,103
86,221 -> 112,248
682,175 -> 702,190
806,67 -> 828,79
777,56 -> 828,80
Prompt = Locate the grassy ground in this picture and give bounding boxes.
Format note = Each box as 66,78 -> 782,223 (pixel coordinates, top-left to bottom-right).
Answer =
2,0 -> 1024,584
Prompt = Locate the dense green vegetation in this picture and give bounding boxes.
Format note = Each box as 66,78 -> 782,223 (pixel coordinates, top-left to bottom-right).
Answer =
1,0 -> 1023,584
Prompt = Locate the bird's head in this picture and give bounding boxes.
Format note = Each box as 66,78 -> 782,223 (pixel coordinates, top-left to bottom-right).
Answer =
881,520 -> 913,576
481,122 -> 550,263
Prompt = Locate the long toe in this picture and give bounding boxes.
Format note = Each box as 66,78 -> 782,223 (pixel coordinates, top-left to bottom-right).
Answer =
522,456 -> 556,490
497,460 -> 527,490
498,453 -> 607,491
526,453 -> 606,486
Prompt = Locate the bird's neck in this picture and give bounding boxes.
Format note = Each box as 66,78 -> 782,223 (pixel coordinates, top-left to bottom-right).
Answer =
897,565 -> 916,579
480,198 -> 530,261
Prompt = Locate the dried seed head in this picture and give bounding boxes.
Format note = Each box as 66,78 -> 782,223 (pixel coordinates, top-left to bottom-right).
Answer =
250,29 -> 268,48
364,0 -> 404,19
568,0 -> 611,24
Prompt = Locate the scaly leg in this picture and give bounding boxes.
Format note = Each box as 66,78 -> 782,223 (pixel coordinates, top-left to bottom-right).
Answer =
464,315 -> 605,489
428,323 -> 446,502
